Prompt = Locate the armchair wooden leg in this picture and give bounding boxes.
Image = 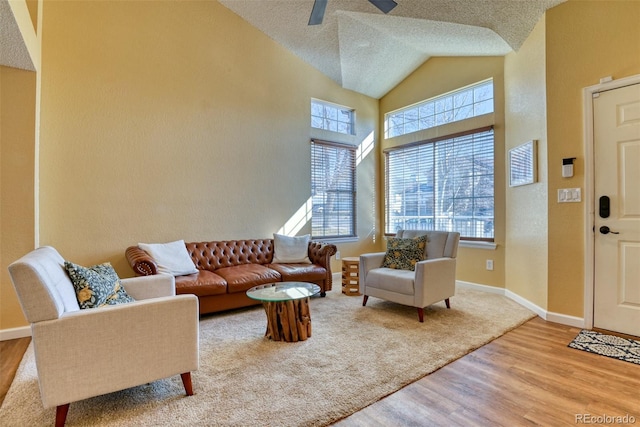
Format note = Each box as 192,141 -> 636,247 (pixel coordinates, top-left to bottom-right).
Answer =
445,298 -> 451,309
181,372 -> 194,396
417,307 -> 424,322
56,403 -> 70,427
362,295 -> 369,306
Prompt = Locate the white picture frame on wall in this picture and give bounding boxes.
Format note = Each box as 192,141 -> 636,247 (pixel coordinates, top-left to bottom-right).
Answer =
509,140 -> 537,187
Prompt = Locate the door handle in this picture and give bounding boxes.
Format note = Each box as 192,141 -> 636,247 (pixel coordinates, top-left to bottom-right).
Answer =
599,226 -> 620,235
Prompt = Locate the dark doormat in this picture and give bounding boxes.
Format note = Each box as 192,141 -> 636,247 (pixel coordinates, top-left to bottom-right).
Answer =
568,329 -> 640,365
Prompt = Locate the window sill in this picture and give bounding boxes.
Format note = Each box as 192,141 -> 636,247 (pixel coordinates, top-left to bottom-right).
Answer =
312,236 -> 359,244
459,240 -> 497,250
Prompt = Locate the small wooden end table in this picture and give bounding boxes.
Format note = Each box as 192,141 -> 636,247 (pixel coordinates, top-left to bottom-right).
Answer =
341,257 -> 361,296
246,282 -> 320,342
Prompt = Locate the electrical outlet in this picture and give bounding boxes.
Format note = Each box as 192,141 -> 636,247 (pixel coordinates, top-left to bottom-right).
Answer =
486,259 -> 494,271
335,251 -> 341,260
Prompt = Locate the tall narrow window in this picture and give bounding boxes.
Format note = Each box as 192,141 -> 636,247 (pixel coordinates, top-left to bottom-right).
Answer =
311,140 -> 356,239
385,127 -> 494,240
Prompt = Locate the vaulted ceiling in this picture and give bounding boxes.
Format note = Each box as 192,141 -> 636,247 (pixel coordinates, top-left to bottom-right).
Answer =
0,0 -> 35,71
219,0 -> 565,98
1,0 -> 565,98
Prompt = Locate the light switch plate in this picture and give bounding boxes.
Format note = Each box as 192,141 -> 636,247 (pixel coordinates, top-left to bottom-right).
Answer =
557,188 -> 581,203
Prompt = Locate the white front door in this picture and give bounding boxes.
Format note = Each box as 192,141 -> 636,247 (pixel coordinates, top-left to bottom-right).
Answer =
593,82 -> 640,337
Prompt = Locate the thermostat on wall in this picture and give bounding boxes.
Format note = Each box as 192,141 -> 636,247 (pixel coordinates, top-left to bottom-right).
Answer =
562,157 -> 576,178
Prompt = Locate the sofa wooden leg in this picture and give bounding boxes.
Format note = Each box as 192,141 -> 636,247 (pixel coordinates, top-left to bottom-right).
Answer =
445,298 -> 451,309
417,307 -> 424,322
320,291 -> 326,297
181,372 -> 194,396
362,295 -> 369,306
56,403 -> 70,427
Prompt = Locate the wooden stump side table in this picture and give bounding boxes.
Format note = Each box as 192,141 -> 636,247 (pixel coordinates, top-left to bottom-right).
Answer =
341,257 -> 361,296
246,282 -> 320,342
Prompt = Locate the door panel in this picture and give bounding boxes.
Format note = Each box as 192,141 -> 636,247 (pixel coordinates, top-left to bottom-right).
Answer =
593,83 -> 640,336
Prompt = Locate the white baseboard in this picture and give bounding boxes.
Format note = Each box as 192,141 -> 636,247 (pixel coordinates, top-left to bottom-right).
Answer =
456,280 -> 505,295
546,312 -> 585,328
0,326 -> 31,341
504,289 -> 547,320
456,280 -> 586,328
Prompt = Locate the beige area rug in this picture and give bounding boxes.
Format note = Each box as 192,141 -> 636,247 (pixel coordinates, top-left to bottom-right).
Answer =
0,287 -> 535,426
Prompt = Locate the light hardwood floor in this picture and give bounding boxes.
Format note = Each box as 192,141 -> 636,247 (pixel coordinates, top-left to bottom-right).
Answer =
1,318 -> 638,426
0,335 -> 30,406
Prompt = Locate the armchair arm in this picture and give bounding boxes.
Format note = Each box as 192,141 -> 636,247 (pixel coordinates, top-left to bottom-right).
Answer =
125,245 -> 158,276
413,257 -> 457,307
121,274 -> 176,300
31,294 -> 199,408
359,252 -> 386,293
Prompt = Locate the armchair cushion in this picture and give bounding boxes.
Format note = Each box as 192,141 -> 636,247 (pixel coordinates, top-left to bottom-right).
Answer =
366,267 -> 415,295
381,235 -> 427,271
64,261 -> 135,309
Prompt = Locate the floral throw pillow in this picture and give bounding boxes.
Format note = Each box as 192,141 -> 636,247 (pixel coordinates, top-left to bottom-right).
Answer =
64,261 -> 135,309
381,235 -> 428,271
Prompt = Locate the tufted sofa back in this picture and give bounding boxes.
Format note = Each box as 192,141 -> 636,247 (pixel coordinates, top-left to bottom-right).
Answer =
185,239 -> 274,271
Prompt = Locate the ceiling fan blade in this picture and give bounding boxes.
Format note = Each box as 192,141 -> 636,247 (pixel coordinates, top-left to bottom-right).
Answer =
368,0 -> 398,14
308,0 -> 328,25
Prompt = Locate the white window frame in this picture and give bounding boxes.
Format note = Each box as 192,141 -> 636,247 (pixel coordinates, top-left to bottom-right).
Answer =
384,79 -> 494,139
311,99 -> 355,136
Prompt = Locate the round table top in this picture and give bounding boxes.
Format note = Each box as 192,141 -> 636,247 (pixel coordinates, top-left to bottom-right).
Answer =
246,282 -> 320,302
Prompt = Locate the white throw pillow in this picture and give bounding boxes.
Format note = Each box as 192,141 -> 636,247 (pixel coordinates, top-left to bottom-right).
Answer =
138,240 -> 198,276
272,234 -> 311,264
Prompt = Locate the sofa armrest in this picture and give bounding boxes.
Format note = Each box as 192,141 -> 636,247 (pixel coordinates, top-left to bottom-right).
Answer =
307,241 -> 337,267
31,294 -> 199,408
125,245 -> 158,276
307,241 -> 337,294
121,274 -> 176,300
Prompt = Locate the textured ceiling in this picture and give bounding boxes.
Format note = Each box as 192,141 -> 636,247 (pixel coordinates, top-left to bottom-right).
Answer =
218,0 -> 565,98
0,0 -> 35,71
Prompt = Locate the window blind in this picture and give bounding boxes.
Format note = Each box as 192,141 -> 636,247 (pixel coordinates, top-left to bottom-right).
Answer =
384,127 -> 494,240
311,140 -> 356,239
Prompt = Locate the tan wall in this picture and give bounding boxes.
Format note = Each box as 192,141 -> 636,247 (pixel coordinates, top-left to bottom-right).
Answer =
504,17 -> 548,309
26,0 -> 38,30
545,0 -> 640,316
36,1 -> 378,276
0,66 -> 36,329
379,57 -> 506,288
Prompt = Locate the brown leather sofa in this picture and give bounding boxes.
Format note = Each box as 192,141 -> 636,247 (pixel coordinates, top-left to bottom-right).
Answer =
126,239 -> 337,315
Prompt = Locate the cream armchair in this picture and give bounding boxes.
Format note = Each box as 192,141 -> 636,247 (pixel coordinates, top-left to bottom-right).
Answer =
8,246 -> 199,427
360,230 -> 460,322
